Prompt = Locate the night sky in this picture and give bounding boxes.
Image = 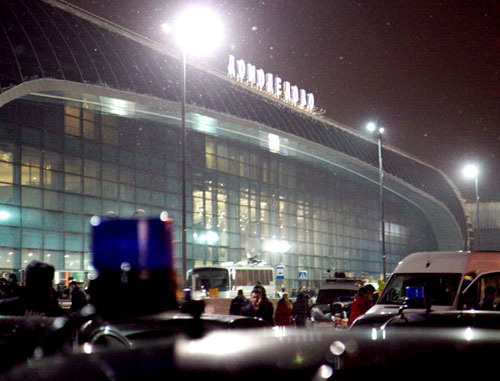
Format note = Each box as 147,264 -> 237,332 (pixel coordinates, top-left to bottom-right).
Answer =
68,0 -> 500,201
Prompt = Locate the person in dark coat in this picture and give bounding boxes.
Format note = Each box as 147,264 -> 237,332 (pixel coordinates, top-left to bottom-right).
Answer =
479,286 -> 496,311
229,289 -> 248,316
0,260 -> 65,317
6,274 -> 21,298
241,286 -> 274,325
69,281 -> 88,313
292,292 -> 310,327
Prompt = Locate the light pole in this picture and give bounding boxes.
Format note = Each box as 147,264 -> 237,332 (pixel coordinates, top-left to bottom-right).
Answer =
367,121 -> 387,281
168,7 -> 223,285
463,164 -> 480,250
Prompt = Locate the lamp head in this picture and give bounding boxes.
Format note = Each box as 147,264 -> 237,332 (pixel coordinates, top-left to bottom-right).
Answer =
172,7 -> 224,56
463,164 -> 479,179
366,122 -> 377,133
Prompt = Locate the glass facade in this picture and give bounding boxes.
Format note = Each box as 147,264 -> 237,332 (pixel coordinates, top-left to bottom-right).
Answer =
0,96 -> 438,288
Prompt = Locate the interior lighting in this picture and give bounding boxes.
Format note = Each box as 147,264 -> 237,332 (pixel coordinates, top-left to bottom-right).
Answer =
268,133 -> 280,152
263,239 -> 291,253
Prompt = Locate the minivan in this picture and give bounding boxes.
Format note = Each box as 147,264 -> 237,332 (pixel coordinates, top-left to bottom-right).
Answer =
367,251 -> 500,314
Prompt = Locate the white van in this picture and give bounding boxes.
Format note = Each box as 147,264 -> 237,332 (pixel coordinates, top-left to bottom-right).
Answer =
367,251 -> 500,314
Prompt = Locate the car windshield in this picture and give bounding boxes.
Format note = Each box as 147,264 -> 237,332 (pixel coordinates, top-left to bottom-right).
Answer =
379,273 -> 462,306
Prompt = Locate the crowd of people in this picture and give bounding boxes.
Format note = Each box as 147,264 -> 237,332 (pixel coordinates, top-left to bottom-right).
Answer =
229,285 -> 314,327
0,260 -> 87,317
230,283 -> 379,327
2,259 -> 380,326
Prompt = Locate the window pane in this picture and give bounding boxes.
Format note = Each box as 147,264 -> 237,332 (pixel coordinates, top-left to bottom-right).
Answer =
21,148 -> 41,167
21,165 -> 41,186
65,174 -> 82,193
64,116 -> 80,136
64,252 -> 82,270
64,214 -> 83,233
21,250 -> 42,267
64,106 -> 80,136
102,163 -> 118,181
102,126 -> 118,145
43,170 -> 63,190
22,229 -> 43,249
44,250 -> 63,268
0,162 -> 13,183
44,190 -> 64,211
83,110 -> 96,140
0,247 -> 16,269
44,231 -> 63,250
65,234 -> 83,251
102,181 -> 118,199
65,156 -> 82,174
84,178 -> 101,197
84,160 -> 100,178
22,188 -> 42,208
119,184 -> 135,202
22,208 -> 43,228
43,152 -> 62,170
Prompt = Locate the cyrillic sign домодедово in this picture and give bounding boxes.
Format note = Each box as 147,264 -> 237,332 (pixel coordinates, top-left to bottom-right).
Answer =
227,55 -> 316,114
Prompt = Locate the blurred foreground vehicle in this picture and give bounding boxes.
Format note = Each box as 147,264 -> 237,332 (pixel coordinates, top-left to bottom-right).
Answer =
6,318 -> 500,380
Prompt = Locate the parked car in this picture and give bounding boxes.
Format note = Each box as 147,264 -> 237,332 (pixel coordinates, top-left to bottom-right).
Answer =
310,277 -> 360,326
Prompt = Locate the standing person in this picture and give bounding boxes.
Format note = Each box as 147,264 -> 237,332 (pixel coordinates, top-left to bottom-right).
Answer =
6,274 -> 21,298
0,260 -> 65,317
69,281 -> 88,313
479,286 -> 496,311
241,286 -> 274,325
365,284 -> 379,305
292,292 -> 310,327
348,286 -> 372,326
274,292 -> 293,326
229,289 -> 248,316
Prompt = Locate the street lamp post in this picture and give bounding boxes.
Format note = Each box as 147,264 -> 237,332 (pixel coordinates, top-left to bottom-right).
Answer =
463,164 -> 480,250
168,7 -> 223,286
367,121 -> 387,281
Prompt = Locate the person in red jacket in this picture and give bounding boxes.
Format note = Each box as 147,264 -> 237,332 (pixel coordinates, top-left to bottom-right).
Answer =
348,286 -> 372,326
274,293 -> 293,326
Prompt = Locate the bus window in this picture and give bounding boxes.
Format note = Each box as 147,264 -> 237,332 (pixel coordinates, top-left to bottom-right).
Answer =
192,268 -> 230,291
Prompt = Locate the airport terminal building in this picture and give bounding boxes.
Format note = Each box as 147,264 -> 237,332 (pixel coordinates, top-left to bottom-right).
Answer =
0,0 -> 467,287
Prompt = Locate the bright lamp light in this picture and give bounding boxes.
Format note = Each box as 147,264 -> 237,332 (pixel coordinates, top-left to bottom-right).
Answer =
173,7 -> 223,56
463,164 -> 479,179
366,122 -> 377,132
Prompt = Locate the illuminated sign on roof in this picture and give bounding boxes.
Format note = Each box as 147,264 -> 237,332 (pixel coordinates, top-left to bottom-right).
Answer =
227,55 -> 316,114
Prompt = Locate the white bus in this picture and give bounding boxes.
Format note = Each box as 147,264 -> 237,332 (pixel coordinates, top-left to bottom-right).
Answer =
187,263 -> 275,299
